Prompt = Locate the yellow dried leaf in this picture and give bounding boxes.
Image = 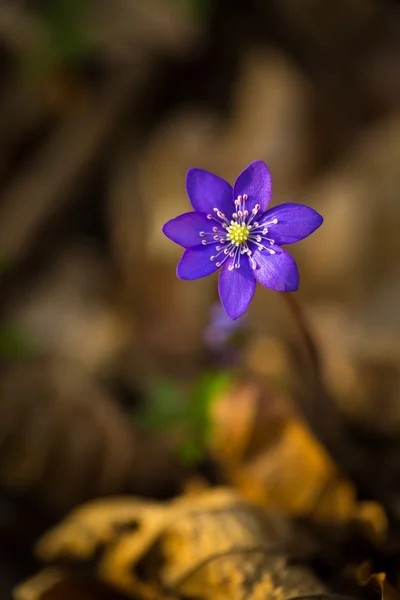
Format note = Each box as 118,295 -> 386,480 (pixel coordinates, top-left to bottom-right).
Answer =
32,488 -> 327,600
14,569 -> 66,600
223,416 -> 386,538
210,378 -> 289,466
37,497 -> 167,562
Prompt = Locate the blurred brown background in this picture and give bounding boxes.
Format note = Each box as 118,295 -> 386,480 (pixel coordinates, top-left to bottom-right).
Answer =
0,1 -> 399,598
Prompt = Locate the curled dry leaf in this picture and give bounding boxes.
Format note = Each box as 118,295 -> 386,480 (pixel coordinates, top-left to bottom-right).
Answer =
283,293 -> 398,519
207,373 -> 386,538
32,488 -> 328,600
232,417 -> 386,534
209,376 -> 290,467
0,358 -> 135,513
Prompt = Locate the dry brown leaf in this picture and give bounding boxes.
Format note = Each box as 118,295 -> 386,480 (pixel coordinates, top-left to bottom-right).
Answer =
0,356 -> 190,513
37,496 -> 167,563
32,488 -> 327,600
0,358 -> 136,513
0,72 -> 135,267
213,404 -> 386,538
209,378 -> 289,467
205,360 -> 387,538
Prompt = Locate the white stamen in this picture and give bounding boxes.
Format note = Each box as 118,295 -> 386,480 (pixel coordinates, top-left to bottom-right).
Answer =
201,195 -> 280,272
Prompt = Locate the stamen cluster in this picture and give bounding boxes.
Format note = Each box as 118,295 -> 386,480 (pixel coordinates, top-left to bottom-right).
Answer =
199,194 -> 278,271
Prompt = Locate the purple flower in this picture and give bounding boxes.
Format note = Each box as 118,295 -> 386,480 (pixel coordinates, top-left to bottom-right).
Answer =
162,161 -> 323,319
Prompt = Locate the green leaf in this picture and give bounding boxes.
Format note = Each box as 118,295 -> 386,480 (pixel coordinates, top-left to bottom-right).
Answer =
0,326 -> 36,358
25,0 -> 92,74
182,0 -> 214,20
137,379 -> 188,431
179,370 -> 232,464
190,370 -> 231,431
179,436 -> 206,465
137,371 -> 232,467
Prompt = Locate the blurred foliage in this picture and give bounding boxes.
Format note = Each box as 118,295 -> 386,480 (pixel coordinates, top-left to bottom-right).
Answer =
138,371 -> 231,465
0,326 -> 35,358
29,0 -> 92,73
183,0 -> 214,20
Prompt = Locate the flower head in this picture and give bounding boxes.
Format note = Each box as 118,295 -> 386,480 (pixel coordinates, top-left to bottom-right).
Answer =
163,161 -> 323,319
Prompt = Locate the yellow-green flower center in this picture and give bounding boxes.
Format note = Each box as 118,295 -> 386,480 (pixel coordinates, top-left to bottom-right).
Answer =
226,221 -> 251,246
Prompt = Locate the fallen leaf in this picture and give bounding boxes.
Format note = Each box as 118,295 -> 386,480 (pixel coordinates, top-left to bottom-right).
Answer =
217,410 -> 386,538
32,489 -> 328,600
14,568 -> 126,600
14,569 -> 66,600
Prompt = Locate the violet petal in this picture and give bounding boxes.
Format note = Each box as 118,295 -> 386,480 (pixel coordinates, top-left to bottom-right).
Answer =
259,203 -> 323,245
233,160 -> 272,214
162,212 -> 222,248
218,256 -> 256,319
252,246 -> 299,292
186,168 -> 233,218
177,244 -> 220,280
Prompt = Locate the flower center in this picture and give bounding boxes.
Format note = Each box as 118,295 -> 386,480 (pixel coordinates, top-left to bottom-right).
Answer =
226,221 -> 250,246
201,194 -> 279,270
